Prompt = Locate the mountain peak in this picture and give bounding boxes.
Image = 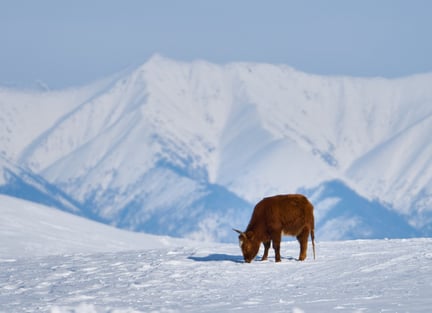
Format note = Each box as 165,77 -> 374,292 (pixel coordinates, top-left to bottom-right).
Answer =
2,56 -> 432,241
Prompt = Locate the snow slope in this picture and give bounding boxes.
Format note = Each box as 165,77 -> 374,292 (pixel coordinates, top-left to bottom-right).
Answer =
0,195 -> 186,258
1,197 -> 431,313
1,55 -> 432,240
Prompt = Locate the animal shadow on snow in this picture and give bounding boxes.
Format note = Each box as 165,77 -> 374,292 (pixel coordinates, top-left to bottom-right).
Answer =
188,253 -> 244,263
188,254 -> 297,263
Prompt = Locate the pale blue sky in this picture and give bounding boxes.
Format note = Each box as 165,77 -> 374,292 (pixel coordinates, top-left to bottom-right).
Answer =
1,0 -> 431,89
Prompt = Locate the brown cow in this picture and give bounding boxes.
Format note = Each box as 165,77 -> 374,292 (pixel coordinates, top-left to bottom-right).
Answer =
234,194 -> 315,263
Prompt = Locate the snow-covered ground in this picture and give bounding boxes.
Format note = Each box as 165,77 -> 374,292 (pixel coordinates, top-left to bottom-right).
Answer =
3,239 -> 432,313
1,195 -> 431,312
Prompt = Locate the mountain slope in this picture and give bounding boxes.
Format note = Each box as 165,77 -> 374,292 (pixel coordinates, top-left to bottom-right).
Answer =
0,195 -> 186,257
0,156 -> 83,215
1,55 -> 432,240
348,111 -> 432,228
306,180 -> 420,239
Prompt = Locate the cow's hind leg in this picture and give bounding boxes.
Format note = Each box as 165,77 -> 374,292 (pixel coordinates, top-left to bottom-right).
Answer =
297,228 -> 310,261
261,241 -> 271,261
271,232 -> 282,262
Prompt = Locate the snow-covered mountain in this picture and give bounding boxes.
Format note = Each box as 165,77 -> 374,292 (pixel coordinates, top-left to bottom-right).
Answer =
0,155 -> 84,215
1,196 -> 431,313
1,55 -> 431,241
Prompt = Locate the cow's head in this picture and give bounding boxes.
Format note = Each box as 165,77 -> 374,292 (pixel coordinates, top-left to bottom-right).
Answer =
233,229 -> 260,263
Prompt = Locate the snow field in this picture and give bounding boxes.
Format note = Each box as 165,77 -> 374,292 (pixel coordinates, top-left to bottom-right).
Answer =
1,239 -> 431,313
1,195 -> 431,312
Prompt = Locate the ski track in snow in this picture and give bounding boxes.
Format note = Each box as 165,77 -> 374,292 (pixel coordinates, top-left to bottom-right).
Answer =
1,239 -> 431,313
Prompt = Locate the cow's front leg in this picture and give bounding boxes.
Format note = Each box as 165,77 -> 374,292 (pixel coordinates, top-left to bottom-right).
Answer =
261,241 -> 271,261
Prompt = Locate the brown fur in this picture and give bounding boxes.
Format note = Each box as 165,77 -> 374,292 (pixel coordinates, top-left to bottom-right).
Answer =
234,194 -> 315,263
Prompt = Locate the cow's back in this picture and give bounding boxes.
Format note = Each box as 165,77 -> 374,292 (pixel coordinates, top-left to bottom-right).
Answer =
253,194 -> 314,237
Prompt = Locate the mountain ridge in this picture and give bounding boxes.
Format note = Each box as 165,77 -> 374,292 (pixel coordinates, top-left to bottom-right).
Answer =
1,55 -> 431,241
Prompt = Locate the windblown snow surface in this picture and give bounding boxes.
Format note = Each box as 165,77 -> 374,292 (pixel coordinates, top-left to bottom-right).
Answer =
1,195 -> 431,313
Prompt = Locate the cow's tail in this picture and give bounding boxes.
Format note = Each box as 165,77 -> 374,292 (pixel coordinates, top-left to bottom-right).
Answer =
311,228 -> 316,260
